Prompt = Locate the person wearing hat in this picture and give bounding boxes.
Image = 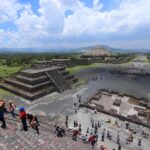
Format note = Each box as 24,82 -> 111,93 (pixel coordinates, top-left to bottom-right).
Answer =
19,107 -> 28,131
9,101 -> 16,118
0,99 -> 7,128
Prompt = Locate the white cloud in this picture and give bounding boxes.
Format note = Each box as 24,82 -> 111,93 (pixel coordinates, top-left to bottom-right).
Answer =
64,0 -> 150,36
93,0 -> 103,11
0,0 -> 150,49
0,0 -> 21,23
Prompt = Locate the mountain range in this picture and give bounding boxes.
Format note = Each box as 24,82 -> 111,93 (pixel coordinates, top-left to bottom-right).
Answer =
0,45 -> 149,54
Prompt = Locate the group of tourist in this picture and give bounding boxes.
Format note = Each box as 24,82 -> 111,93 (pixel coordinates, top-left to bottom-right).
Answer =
70,94 -> 145,150
88,74 -> 103,81
0,99 -> 39,134
55,125 -> 65,138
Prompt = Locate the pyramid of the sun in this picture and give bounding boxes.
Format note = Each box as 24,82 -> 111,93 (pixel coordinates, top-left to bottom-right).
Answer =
81,46 -> 112,57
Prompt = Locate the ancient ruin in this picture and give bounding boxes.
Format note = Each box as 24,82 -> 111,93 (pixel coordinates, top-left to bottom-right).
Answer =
0,64 -> 77,100
81,89 -> 150,127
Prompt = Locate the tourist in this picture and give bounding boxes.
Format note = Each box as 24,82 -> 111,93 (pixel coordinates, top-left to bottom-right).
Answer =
19,107 -> 28,131
125,122 -> 129,129
61,128 -> 65,136
65,120 -> 68,128
95,133 -> 99,143
108,132 -> 112,140
0,99 -> 7,129
31,114 -> 39,134
89,135 -> 96,148
86,127 -> 89,133
81,134 -> 87,143
107,130 -> 110,138
78,96 -> 81,103
117,135 -> 120,144
90,117 -> 93,123
101,134 -> 105,142
138,139 -> 142,146
66,115 -> 68,121
79,124 -> 81,132
75,108 -> 77,113
8,101 -> 16,118
27,113 -> 33,126
90,129 -> 93,135
57,128 -> 63,138
94,124 -> 98,134
102,128 -> 105,135
74,102 -> 77,108
73,120 -> 78,127
94,109 -> 97,114
118,143 -> 121,150
55,126 -> 59,134
91,138 -> 96,148
115,119 -> 118,125
129,133 -> 133,142
98,121 -> 101,128
65,115 -> 68,128
72,130 -> 79,141
92,121 -> 94,128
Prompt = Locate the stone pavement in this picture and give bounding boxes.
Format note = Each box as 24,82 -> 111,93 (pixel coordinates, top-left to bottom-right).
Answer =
0,114 -> 93,150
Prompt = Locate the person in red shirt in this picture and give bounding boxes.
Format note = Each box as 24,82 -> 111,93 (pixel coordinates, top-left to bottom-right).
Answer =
19,107 -> 28,131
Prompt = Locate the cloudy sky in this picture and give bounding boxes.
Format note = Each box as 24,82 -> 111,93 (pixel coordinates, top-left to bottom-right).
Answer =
0,0 -> 150,50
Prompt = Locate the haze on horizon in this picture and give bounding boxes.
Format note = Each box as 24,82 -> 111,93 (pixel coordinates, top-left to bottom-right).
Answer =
0,0 -> 150,51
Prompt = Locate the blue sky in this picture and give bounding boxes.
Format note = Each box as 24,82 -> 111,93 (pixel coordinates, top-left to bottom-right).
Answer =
0,0 -> 150,50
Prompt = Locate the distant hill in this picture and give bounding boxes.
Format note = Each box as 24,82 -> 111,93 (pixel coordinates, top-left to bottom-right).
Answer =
81,46 -> 112,57
0,46 -> 149,54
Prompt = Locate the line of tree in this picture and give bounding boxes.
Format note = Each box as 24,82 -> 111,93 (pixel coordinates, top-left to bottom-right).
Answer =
0,53 -> 80,67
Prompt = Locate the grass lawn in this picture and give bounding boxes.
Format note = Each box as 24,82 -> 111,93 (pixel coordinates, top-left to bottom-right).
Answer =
0,65 -> 22,80
0,88 -> 14,97
66,63 -> 101,74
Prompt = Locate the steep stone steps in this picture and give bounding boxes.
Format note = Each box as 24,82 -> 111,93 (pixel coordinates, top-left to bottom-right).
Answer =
45,70 -> 70,93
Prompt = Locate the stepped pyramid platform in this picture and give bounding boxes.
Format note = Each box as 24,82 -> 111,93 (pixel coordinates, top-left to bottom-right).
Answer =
0,66 -> 77,100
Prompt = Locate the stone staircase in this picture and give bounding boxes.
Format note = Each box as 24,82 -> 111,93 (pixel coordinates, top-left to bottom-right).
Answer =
45,70 -> 70,93
0,114 -> 92,150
